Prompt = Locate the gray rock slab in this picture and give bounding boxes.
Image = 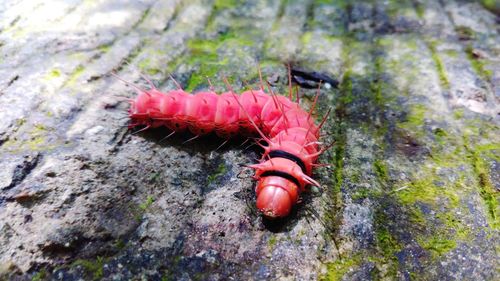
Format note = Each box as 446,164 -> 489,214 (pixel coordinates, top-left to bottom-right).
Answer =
0,0 -> 498,280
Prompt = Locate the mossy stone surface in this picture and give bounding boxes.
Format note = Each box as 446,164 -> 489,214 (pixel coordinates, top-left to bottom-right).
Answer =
0,0 -> 498,280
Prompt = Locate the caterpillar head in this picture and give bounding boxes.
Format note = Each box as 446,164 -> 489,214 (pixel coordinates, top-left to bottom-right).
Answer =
250,158 -> 320,219
255,176 -> 299,218
129,90 -> 152,116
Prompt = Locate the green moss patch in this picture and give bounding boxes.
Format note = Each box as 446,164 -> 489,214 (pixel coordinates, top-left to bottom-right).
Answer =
97,44 -> 111,53
377,227 -> 402,260
373,159 -> 389,183
465,45 -> 493,82
397,104 -> 428,141
466,143 -> 500,229
207,162 -> 227,184
267,234 -> 278,249
214,0 -> 240,10
3,123 -> 58,152
435,212 -> 471,240
66,65 -> 85,87
371,205 -> 402,278
455,26 -> 475,40
43,68 -> 62,81
71,256 -> 106,280
138,57 -> 161,75
419,237 -> 456,258
427,41 -> 449,88
396,178 -> 459,208
480,0 -> 500,15
320,255 -> 362,281
139,195 -> 155,211
31,269 -> 47,281
453,109 -> 464,120
405,104 -> 426,127
185,32 -> 253,91
49,69 -> 61,78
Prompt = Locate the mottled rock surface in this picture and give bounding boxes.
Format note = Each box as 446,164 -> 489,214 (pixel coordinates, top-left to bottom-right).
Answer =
0,0 -> 498,280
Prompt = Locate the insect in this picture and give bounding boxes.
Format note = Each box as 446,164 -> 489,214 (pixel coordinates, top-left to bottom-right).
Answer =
119,68 -> 331,219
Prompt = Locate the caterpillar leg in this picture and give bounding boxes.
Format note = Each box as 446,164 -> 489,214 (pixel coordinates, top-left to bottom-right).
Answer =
215,139 -> 229,152
131,125 -> 151,135
159,131 -> 176,143
182,135 -> 200,144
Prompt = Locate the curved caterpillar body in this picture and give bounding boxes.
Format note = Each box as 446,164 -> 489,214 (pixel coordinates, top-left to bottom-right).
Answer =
126,77 -> 328,218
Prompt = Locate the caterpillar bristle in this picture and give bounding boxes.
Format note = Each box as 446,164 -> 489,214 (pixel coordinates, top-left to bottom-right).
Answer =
207,77 -> 215,92
308,82 -> 322,120
169,74 -> 183,90
111,72 -> 149,97
266,80 -> 290,134
137,71 -> 156,90
295,85 -> 300,104
317,107 -> 332,130
287,62 -> 293,100
257,62 -> 265,91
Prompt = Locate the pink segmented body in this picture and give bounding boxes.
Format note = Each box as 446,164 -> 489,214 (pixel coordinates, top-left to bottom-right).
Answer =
127,78 -> 328,218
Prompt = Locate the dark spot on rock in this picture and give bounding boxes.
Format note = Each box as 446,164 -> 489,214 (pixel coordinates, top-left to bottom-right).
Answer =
393,129 -> 429,159
3,153 -> 41,190
291,67 -> 339,89
24,214 -> 33,223
88,75 -> 102,82
41,241 -> 77,257
7,75 -> 19,88
12,191 -> 37,203
267,72 -> 280,85
455,26 -> 475,41
433,127 -> 447,137
104,103 -> 117,109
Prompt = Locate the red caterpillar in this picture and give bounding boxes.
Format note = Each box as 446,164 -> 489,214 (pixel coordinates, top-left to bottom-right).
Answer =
121,72 -> 330,218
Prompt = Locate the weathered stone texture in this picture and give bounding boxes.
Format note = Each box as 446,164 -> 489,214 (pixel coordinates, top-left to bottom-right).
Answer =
0,0 -> 498,280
